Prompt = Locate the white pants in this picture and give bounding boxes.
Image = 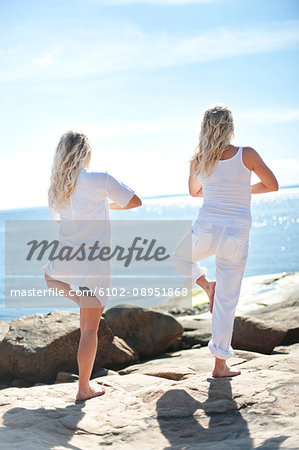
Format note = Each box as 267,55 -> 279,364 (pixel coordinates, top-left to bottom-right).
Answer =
173,216 -> 251,359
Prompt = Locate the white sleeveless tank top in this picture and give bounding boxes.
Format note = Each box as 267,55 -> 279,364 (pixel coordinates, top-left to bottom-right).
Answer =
197,146 -> 252,224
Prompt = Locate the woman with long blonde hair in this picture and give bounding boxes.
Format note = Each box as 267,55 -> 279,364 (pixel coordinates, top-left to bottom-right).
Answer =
43,131 -> 142,400
173,104 -> 278,377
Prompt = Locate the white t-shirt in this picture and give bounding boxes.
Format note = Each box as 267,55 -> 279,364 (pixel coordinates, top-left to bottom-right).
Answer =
44,170 -> 135,306
49,169 -> 135,221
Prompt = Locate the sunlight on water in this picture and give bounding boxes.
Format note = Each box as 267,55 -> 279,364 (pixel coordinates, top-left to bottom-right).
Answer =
0,187 -> 298,320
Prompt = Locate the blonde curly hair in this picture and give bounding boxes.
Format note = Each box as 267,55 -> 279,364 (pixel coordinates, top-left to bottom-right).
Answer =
191,104 -> 234,177
48,131 -> 91,210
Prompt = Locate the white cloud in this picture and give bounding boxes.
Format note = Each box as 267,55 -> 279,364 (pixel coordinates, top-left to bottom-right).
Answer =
237,108 -> 299,124
1,21 -> 299,82
33,52 -> 55,66
39,107 -> 299,146
270,158 -> 299,186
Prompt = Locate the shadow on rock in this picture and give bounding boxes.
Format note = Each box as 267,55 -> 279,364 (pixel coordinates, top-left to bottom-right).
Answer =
2,403 -> 86,450
156,378 -> 255,449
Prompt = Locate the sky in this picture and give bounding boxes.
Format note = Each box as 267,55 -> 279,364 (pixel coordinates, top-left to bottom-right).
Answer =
0,0 -> 298,209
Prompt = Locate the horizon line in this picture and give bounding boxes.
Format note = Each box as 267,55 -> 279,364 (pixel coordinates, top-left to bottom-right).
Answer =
0,184 -> 298,213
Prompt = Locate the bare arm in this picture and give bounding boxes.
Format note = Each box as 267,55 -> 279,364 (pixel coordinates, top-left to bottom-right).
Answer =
109,194 -> 142,210
243,147 -> 279,194
189,163 -> 203,197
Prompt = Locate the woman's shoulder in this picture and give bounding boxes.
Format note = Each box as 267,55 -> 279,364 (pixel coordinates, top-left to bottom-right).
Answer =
80,168 -> 108,181
242,146 -> 260,171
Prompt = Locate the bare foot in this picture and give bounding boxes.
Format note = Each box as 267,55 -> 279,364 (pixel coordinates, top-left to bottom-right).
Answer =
207,281 -> 216,313
212,365 -> 241,378
196,275 -> 216,313
76,383 -> 106,401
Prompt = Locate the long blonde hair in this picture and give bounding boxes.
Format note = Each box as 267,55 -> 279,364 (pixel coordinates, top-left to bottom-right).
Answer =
191,104 -> 234,177
48,131 -> 91,210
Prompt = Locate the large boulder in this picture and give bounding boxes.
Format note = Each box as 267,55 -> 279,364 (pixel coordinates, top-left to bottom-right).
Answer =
178,314 -> 287,354
249,298 -> 299,346
0,310 -> 137,383
103,304 -> 184,359
232,316 -> 286,354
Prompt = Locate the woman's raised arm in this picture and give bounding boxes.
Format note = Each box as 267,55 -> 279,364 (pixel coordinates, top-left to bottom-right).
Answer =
109,194 -> 142,210
243,147 -> 279,194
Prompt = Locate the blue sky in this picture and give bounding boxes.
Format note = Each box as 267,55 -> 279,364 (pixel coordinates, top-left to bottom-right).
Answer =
0,0 -> 298,209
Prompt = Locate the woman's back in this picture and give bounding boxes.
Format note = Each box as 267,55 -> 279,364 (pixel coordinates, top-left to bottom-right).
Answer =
50,169 -> 135,221
197,146 -> 252,223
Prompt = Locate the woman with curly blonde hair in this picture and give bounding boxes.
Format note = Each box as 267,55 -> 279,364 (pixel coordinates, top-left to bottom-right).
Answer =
173,104 -> 278,377
44,131 -> 142,400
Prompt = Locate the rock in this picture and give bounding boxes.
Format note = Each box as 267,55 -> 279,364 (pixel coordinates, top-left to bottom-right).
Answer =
0,344 -> 298,449
10,379 -> 31,388
0,321 -> 9,343
0,311 -> 115,383
92,368 -> 119,378
182,327 -> 211,347
103,304 -> 183,359
249,298 -> 299,345
180,341 -> 191,349
179,314 -> 288,354
191,344 -> 202,349
232,316 -> 287,354
101,335 -> 139,370
118,347 -> 251,380
55,372 -> 79,384
165,336 -> 182,352
176,314 -> 210,331
236,271 -> 299,314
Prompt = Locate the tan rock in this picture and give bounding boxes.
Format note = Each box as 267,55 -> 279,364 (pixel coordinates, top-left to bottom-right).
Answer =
232,315 -> 286,354
249,298 -> 299,345
0,344 -> 298,449
104,304 -> 184,358
102,335 -> 139,370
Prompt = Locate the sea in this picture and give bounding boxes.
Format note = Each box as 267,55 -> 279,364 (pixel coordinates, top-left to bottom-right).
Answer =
1,186 -> 298,321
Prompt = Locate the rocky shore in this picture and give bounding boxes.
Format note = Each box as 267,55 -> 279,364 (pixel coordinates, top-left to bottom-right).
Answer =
0,271 -> 298,448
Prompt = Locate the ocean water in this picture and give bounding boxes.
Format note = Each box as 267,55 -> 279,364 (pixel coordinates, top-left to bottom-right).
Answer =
0,186 -> 298,321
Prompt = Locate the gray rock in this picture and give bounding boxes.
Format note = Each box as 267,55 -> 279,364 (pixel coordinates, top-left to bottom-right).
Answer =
103,304 -> 183,359
182,324 -> 211,347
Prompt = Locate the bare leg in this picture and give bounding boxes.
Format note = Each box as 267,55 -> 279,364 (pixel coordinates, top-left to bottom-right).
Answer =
196,274 -> 216,313
76,305 -> 106,401
212,357 -> 241,378
44,273 -> 80,306
44,274 -> 106,400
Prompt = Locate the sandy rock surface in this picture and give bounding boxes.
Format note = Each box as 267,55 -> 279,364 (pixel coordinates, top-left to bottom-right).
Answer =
0,344 -> 298,449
